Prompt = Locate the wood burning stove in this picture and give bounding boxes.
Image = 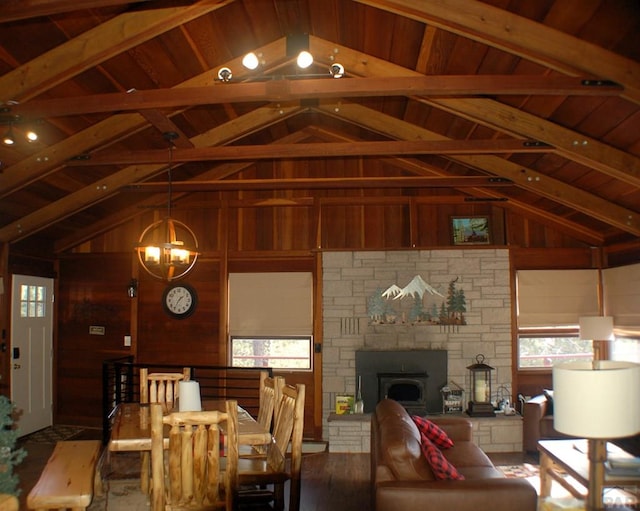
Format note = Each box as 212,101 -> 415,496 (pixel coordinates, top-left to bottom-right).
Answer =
378,371 -> 429,415
355,349 -> 448,414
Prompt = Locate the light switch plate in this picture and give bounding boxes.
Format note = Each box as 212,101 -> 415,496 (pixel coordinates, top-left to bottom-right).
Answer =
124,335 -> 132,347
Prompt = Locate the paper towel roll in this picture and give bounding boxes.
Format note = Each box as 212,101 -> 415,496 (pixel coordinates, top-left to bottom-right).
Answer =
178,380 -> 202,412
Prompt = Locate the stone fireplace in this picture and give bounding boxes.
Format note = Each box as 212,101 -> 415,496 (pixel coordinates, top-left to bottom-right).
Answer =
322,248 -> 514,448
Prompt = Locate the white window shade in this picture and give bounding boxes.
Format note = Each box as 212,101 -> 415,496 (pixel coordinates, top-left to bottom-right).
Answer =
603,263 -> 640,334
517,269 -> 600,327
229,272 -> 313,336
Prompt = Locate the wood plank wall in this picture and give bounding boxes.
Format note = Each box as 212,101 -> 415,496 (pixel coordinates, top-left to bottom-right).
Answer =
6,196 -> 614,437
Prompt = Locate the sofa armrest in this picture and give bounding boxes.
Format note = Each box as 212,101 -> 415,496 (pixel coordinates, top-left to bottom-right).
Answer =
523,394 -> 549,453
430,417 -> 473,442
375,478 -> 538,511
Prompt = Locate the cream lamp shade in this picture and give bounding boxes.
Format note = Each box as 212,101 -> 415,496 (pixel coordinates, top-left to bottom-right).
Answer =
553,361 -> 640,438
579,316 -> 614,340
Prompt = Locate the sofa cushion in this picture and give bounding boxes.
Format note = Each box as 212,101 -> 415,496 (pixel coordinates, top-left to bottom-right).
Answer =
412,415 -> 454,449
420,434 -> 464,480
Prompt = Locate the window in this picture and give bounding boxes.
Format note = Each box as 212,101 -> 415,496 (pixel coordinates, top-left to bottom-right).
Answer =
228,272 -> 313,371
20,284 -> 46,318
611,335 -> 640,364
518,331 -> 593,369
230,336 -> 313,370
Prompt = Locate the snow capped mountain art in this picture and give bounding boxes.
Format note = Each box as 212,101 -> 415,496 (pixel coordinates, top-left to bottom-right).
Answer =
369,275 -> 466,331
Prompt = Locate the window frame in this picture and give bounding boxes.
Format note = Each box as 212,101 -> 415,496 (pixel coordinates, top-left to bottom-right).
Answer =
229,335 -> 314,372
517,327 -> 594,370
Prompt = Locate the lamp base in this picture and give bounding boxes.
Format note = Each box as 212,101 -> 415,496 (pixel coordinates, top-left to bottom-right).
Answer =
467,402 -> 495,417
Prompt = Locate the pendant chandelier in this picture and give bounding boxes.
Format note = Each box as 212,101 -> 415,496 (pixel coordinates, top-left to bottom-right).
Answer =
136,132 -> 199,281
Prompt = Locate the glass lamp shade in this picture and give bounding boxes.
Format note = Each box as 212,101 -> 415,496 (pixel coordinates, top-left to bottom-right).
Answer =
553,361 -> 640,438
136,217 -> 199,281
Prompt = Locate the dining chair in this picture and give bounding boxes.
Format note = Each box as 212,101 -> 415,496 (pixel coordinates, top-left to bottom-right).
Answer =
139,367 -> 191,494
241,373 -> 285,458
237,383 -> 306,511
257,373 -> 286,433
150,400 -> 239,511
139,367 -> 191,409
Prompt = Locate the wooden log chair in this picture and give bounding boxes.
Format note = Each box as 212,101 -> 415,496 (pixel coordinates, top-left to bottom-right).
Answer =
150,401 -> 239,511
139,367 -> 191,494
247,373 -> 285,456
237,383 -> 306,511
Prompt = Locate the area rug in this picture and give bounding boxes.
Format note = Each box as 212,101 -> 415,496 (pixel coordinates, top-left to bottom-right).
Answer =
21,425 -> 87,444
497,463 -> 539,479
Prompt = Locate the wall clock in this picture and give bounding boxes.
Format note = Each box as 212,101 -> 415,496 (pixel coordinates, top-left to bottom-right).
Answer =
162,283 -> 197,319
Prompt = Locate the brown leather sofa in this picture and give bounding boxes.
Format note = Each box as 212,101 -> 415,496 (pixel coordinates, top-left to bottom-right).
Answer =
371,399 -> 538,511
522,393 -> 571,453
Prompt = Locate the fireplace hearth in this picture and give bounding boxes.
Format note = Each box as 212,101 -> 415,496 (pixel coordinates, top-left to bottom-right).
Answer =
356,350 -> 447,415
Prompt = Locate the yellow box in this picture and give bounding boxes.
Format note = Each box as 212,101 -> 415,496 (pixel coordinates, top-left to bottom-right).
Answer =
335,395 -> 354,415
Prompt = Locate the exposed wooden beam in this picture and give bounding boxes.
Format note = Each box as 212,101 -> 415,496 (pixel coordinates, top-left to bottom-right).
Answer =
0,0 -> 230,102
9,76 -> 621,118
0,0 -> 156,23
127,176 -> 514,192
317,101 -> 640,236
304,125 -> 605,246
310,38 -> 640,190
0,104 -> 304,244
356,0 -> 640,104
69,139 -> 551,165
0,38 -> 289,199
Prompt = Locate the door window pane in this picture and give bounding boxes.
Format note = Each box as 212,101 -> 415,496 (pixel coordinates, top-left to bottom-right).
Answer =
20,284 -> 46,318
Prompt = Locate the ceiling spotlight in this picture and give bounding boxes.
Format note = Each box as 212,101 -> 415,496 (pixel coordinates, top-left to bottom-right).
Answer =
217,67 -> 232,82
330,63 -> 345,78
2,126 -> 15,145
242,52 -> 260,70
25,129 -> 38,142
296,50 -> 313,69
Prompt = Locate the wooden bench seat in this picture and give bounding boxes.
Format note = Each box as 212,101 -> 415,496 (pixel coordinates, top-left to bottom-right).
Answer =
27,440 -> 103,511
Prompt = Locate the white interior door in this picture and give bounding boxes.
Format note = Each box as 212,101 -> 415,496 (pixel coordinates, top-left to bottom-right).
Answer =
10,274 -> 54,437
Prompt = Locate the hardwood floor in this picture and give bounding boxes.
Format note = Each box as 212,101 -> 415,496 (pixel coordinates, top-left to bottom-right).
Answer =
15,431 -> 373,511
16,429 -> 527,511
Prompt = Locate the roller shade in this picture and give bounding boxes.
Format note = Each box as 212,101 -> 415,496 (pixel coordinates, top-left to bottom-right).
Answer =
517,269 -> 600,327
603,263 -> 640,334
228,272 -> 313,336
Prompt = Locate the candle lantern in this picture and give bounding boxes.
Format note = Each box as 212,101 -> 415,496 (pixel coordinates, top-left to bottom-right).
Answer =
467,354 -> 495,417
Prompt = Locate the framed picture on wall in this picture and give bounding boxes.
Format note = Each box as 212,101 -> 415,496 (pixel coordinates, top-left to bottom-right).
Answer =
451,216 -> 490,245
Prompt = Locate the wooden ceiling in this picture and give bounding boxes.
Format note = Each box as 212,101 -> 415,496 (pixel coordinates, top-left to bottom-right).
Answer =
1,0 -> 639,255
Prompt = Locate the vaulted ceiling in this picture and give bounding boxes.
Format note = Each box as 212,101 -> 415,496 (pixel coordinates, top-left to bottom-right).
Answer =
1,0 -> 639,256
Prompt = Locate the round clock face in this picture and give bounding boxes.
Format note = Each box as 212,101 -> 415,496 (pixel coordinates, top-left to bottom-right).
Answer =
162,283 -> 197,319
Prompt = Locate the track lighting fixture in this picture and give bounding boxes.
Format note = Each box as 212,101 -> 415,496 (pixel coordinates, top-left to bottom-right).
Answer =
1,115 -> 40,145
25,129 -> 38,142
2,125 -> 15,145
217,67 -> 232,82
242,52 -> 260,70
296,50 -> 313,69
330,63 -> 344,78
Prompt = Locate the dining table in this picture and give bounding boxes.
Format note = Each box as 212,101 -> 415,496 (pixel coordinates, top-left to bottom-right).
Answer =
108,400 -> 272,453
107,400 -> 272,495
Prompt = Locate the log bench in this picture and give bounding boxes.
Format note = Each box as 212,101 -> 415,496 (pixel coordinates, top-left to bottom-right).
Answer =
26,440 -> 103,511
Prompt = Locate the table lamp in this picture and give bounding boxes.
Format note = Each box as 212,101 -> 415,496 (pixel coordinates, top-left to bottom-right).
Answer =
579,316 -> 614,361
553,360 -> 640,511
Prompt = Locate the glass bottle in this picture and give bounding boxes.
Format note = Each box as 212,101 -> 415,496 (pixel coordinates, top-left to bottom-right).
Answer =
354,375 -> 364,414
